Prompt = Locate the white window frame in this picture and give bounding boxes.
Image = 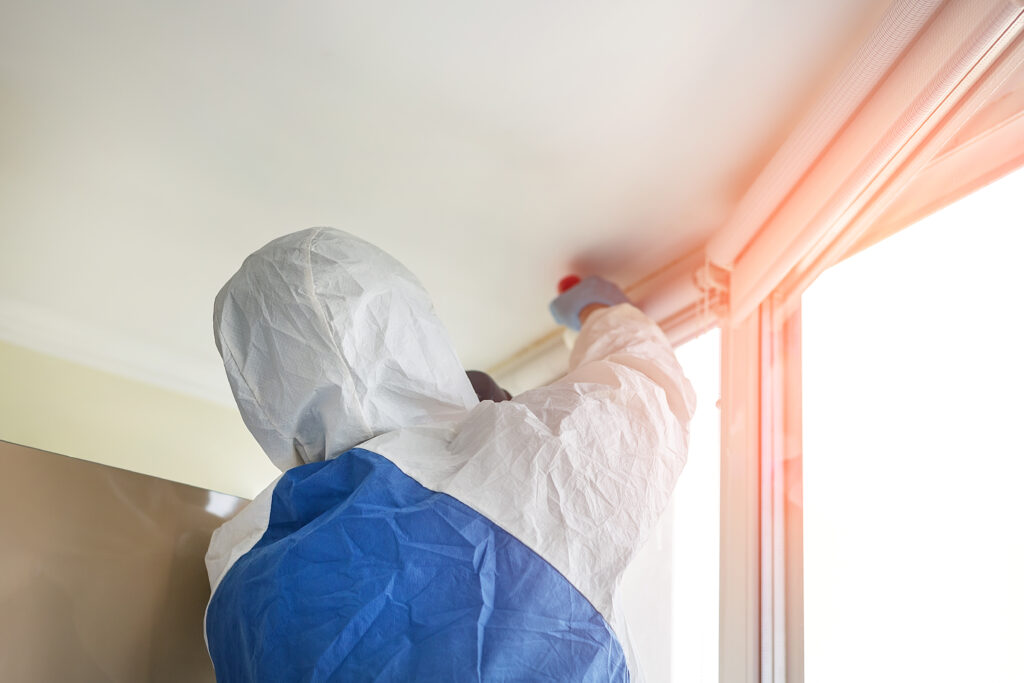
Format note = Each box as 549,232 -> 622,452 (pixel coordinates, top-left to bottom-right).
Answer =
714,5 -> 1024,682
719,295 -> 803,683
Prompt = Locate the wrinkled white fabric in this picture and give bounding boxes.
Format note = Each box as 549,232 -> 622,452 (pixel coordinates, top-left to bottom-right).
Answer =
213,228 -> 479,471
207,227 -> 696,680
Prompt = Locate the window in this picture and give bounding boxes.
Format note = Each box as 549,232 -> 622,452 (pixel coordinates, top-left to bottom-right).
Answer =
619,329 -> 721,683
801,168 -> 1024,681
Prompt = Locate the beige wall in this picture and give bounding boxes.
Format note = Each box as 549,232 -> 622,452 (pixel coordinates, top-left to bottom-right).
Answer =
0,440 -> 246,682
0,339 -> 278,499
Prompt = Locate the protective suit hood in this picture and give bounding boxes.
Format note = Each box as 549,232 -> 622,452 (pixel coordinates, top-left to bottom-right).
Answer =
213,228 -> 478,471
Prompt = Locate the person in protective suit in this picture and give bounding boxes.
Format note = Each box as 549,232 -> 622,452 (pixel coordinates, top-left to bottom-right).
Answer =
204,228 -> 696,682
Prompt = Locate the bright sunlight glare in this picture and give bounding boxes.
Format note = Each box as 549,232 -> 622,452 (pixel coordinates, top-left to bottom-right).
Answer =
802,167 -> 1024,682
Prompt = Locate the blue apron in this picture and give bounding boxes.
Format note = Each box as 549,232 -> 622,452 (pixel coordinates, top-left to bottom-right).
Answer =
206,448 -> 629,682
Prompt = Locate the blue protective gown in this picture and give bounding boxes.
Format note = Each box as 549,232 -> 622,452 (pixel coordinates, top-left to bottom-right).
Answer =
207,449 -> 628,681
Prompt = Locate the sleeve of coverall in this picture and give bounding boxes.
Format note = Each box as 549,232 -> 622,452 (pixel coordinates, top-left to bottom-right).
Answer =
565,303 -> 695,430
505,302 -> 697,592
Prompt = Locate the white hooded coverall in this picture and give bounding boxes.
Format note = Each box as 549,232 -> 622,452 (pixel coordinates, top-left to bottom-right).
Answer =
204,228 -> 696,682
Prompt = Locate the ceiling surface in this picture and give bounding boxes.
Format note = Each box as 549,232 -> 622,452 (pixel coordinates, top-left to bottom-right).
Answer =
0,0 -> 892,404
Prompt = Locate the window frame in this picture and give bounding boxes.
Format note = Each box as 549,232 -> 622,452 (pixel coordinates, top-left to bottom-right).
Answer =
719,296 -> 803,683
714,11 -> 1024,680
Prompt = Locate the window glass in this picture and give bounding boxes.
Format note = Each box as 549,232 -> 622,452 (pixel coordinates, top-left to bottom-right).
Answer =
802,168 -> 1024,681
619,329 -> 721,683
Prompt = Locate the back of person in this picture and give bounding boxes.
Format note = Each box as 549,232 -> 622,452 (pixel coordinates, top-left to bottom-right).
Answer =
206,448 -> 628,681
204,228 -> 695,682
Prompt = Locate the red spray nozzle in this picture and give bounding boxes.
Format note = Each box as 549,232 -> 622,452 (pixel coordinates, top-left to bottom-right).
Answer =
557,275 -> 581,294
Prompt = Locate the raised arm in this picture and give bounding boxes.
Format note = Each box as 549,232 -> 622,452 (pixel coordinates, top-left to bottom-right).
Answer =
449,292 -> 696,623
565,302 -> 695,431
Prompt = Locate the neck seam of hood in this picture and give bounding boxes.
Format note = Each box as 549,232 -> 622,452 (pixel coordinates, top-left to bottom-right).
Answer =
303,229 -> 375,443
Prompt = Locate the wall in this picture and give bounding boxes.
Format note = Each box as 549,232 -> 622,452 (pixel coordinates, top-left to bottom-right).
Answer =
0,440 -> 246,682
0,339 -> 277,499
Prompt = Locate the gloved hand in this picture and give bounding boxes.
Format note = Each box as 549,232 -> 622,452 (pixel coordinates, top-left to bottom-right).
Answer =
465,370 -> 513,403
549,276 -> 630,331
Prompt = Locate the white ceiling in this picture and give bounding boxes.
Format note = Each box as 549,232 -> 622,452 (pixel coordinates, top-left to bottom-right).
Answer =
0,0 -> 892,405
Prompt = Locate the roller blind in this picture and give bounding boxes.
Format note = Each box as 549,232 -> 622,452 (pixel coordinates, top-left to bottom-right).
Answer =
719,0 -> 1024,322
